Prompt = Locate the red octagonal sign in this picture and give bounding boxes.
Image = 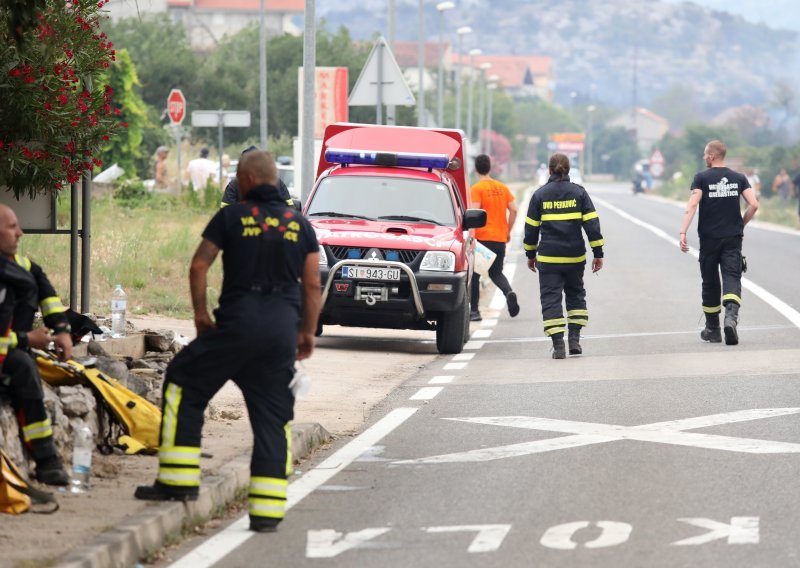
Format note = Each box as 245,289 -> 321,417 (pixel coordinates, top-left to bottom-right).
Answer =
167,89 -> 186,125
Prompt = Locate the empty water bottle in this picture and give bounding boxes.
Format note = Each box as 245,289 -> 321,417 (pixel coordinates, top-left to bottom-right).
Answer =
70,424 -> 93,493
111,284 -> 127,337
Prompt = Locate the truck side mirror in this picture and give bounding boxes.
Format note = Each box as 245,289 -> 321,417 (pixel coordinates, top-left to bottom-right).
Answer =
463,209 -> 486,230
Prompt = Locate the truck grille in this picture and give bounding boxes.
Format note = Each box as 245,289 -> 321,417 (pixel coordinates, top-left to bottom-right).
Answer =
329,247 -> 422,265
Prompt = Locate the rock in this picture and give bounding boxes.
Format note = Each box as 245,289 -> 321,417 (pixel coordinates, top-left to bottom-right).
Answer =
94,355 -> 130,383
145,330 -> 174,353
122,372 -> 149,397
128,358 -> 159,371
87,340 -> 109,357
57,385 -> 95,418
219,410 -> 242,421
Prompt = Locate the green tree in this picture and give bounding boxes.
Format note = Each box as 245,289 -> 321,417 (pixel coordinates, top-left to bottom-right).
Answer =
99,49 -> 148,178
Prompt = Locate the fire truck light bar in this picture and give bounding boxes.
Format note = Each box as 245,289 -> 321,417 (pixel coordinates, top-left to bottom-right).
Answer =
325,149 -> 450,169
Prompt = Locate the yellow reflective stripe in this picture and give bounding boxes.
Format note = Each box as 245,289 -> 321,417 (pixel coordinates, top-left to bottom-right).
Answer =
220,201 -> 229,208
542,318 -> 565,327
541,212 -> 582,221
285,423 -> 293,476
703,305 -> 722,314
161,383 -> 183,449
250,481 -> 288,499
8,332 -> 17,349
14,255 -> 31,271
582,212 -> 599,221
40,296 -> 66,317
23,419 -> 53,441
722,294 -> 741,305
158,467 -> 201,486
523,243 -> 538,251
589,239 -> 604,248
286,199 -> 294,206
525,216 -> 541,227
544,327 -> 566,336
249,498 -> 286,518
159,446 -> 202,466
567,319 -> 588,326
537,254 -> 586,264
567,309 -> 588,316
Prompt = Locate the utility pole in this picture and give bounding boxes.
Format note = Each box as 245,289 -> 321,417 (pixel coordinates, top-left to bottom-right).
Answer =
386,0 -> 396,125
454,26 -> 472,131
259,0 -> 268,149
301,0 -> 316,205
486,82 -> 496,156
466,48 -> 481,141
417,0 -> 425,126
436,1 -> 454,127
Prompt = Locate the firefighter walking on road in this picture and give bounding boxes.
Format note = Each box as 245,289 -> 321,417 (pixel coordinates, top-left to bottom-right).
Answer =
524,154 -> 604,359
679,139 -> 759,345
135,150 -> 321,533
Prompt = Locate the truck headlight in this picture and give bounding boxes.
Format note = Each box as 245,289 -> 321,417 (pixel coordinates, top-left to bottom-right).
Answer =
420,251 -> 456,272
318,245 -> 328,266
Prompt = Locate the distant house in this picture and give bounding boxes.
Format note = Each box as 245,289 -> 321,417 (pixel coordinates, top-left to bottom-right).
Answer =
608,107 -> 670,155
460,54 -> 554,103
393,41 -> 452,93
105,0 -> 304,51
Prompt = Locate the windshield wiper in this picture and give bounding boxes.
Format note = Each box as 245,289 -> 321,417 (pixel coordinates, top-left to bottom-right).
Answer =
309,211 -> 376,221
378,215 -> 443,226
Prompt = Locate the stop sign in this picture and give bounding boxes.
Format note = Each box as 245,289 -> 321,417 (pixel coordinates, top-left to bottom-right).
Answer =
167,89 -> 186,125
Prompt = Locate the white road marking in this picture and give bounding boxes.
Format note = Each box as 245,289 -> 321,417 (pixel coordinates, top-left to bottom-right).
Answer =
540,521 -> 633,550
452,353 -> 475,362
428,375 -> 455,384
480,319 -> 498,328
490,263 -> 518,310
410,387 -> 443,401
471,329 -> 494,339
425,524 -> 512,553
595,196 -> 800,330
463,340 -> 485,350
306,528 -> 391,558
394,408 -> 800,464
672,517 -> 760,546
168,407 -> 418,568
443,362 -> 468,371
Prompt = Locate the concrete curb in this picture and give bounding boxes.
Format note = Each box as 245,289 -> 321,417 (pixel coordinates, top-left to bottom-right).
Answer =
57,422 -> 331,568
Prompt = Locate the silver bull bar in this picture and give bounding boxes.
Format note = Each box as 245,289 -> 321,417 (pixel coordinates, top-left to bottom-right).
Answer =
321,259 -> 426,318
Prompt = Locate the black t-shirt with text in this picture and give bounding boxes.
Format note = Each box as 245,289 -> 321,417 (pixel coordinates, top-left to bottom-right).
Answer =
691,167 -> 751,240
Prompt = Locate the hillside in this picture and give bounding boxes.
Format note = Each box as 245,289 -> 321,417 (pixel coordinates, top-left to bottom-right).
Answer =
318,0 -> 799,112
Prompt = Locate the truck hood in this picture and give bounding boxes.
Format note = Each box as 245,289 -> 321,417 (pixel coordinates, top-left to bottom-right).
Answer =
312,218 -> 459,250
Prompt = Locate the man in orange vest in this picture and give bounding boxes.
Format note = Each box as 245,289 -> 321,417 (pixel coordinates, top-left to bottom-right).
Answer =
469,154 -> 519,321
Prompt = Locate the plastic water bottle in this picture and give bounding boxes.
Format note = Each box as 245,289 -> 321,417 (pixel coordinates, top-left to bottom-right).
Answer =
111,284 -> 127,337
70,424 -> 93,493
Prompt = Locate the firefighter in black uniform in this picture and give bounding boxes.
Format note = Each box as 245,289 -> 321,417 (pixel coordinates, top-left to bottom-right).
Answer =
0,204 -> 72,485
523,154 -> 604,359
679,139 -> 759,345
135,150 -> 321,533
221,145 -> 295,209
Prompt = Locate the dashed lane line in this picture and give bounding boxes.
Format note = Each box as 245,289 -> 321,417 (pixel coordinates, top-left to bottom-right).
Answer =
443,362 -> 468,371
428,375 -> 456,384
464,341 -> 486,350
452,353 -> 476,362
471,329 -> 494,339
410,387 -> 444,401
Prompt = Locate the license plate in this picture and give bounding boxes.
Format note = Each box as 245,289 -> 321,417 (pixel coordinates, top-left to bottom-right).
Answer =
341,266 -> 401,281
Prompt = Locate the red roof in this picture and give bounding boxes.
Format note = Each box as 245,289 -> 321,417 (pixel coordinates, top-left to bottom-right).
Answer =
460,55 -> 552,88
168,0 -> 303,11
393,41 -> 451,68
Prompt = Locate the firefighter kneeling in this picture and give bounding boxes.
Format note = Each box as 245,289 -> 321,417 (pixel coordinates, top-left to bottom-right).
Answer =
135,150 -> 321,533
524,154 -> 604,359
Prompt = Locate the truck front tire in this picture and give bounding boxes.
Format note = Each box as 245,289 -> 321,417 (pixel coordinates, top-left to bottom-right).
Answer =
436,297 -> 468,354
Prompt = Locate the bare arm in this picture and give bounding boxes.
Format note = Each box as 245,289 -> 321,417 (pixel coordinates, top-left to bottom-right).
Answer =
741,187 -> 759,227
297,252 -> 321,361
507,200 -> 518,242
190,239 -> 220,335
679,189 -> 702,252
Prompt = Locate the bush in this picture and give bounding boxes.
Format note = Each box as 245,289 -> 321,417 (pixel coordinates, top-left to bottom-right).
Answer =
113,177 -> 149,206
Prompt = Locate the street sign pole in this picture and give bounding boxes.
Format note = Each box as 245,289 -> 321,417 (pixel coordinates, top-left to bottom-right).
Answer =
167,89 -> 187,193
218,110 -> 224,190
376,40 -> 383,125
175,125 -> 182,192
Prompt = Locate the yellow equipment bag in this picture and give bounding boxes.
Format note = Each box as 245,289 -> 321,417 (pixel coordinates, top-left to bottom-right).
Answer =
0,449 -> 58,514
34,349 -> 161,455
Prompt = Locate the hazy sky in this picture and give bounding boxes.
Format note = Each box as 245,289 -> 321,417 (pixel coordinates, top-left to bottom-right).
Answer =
661,0 -> 800,31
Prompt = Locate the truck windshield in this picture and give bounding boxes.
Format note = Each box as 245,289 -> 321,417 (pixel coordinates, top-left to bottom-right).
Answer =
307,176 -> 457,226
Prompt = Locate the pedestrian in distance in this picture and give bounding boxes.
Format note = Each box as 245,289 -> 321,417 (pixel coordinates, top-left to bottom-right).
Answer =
469,154 -> 520,321
679,140 -> 759,346
772,168 -> 791,203
793,170 -> 800,222
523,154 -> 604,359
186,147 -> 217,192
153,146 -> 169,190
0,204 -> 72,486
135,150 -> 322,533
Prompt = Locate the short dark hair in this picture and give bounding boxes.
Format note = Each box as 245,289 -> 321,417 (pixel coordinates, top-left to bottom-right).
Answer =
475,154 -> 491,175
200,147 -> 209,158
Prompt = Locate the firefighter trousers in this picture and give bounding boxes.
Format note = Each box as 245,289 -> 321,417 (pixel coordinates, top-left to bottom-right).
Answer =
0,349 -> 58,461
157,295 -> 298,524
699,236 -> 743,315
538,269 -> 588,336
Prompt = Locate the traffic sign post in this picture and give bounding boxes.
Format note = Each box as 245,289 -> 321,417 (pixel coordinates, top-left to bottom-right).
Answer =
167,89 -> 187,191
191,110 -> 252,190
650,148 -> 665,178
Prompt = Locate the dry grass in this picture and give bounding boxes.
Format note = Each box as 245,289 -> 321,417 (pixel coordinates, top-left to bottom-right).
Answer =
20,192 -> 223,318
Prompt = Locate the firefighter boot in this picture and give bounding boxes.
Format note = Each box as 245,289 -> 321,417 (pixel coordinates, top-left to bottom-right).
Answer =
134,480 -> 199,502
551,334 -> 566,359
568,329 -> 582,355
724,303 -> 739,346
35,455 -> 70,486
700,313 -> 722,343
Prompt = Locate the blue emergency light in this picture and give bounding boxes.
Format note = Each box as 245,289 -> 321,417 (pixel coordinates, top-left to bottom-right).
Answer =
325,148 -> 450,170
